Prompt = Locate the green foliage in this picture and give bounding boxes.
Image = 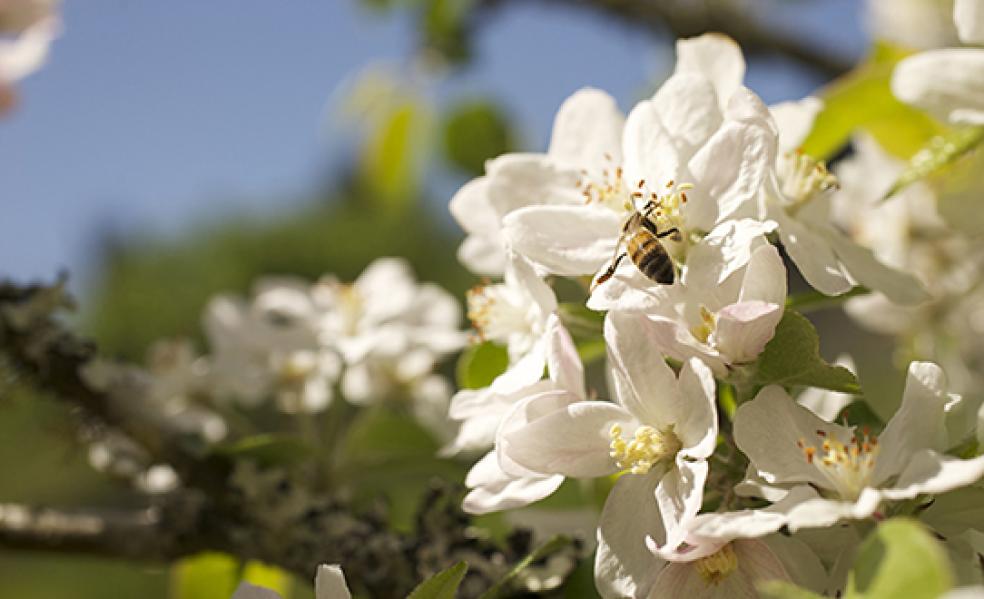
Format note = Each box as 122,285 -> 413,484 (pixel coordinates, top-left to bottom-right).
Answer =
801,43 -> 944,160
837,400 -> 885,430
845,518 -> 953,599
749,310 -> 860,393
442,99 -> 516,176
456,341 -> 509,389
170,553 -> 239,599
407,561 -> 468,599
884,125 -> 984,200
213,433 -> 314,468
361,99 -> 431,207
423,0 -> 474,63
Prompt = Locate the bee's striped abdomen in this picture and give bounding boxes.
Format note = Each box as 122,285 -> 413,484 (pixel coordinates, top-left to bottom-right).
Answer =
627,231 -> 674,284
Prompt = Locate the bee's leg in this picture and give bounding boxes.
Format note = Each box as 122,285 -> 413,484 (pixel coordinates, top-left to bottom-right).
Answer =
655,227 -> 680,239
591,253 -> 626,291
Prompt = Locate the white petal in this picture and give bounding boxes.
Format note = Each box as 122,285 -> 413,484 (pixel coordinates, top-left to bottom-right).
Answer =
873,361 -> 950,484
497,389 -> 581,476
734,386 -> 855,489
651,73 -> 723,156
650,539 -> 794,597
450,175 -> 498,236
643,315 -> 728,377
587,264 -> 675,312
457,234 -> 506,276
0,16 -> 58,82
544,313 -> 585,397
463,451 -> 564,514
500,401 -> 631,478
503,205 -> 623,276
675,358 -> 719,458
657,459 -> 709,552
232,582 -> 282,599
489,347 -> 546,395
882,450 -> 984,501
687,486 -> 821,543
955,0 -> 984,44
770,97 -> 823,154
687,117 -> 776,230
504,251 -> 558,319
823,226 -> 929,305
315,565 -> 352,599
713,301 -> 782,365
772,206 -> 852,296
674,33 -> 746,108
738,242 -> 786,307
892,49 -> 984,125
595,474 -> 666,599
683,219 -> 775,290
486,153 -> 584,215
548,87 -> 625,168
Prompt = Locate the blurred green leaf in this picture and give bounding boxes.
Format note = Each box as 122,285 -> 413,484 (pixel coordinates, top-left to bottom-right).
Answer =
242,561 -> 293,597
845,518 -> 952,599
423,0 -> 474,63
759,580 -> 826,599
749,311 -> 860,393
442,99 -> 515,176
214,433 -> 313,468
802,42 -> 945,160
456,341 -> 509,389
361,100 -> 428,207
407,561 -> 468,599
884,125 -> 984,200
170,552 -> 239,599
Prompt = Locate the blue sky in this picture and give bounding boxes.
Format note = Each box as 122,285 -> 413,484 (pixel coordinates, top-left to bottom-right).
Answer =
0,1 -> 864,283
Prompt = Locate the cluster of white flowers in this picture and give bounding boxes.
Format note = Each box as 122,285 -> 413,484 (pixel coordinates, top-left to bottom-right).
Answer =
446,30 -> 984,598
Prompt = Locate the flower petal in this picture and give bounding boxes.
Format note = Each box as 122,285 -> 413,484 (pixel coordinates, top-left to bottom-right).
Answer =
463,451 -> 564,514
892,49 -> 984,125
315,565 -> 352,599
771,205 -> 852,296
503,205 -> 623,276
587,264 -> 676,313
651,73 -> 723,157
823,226 -> 929,305
675,358 -> 719,458
450,175 -> 497,236
955,0 -> 984,44
674,33 -> 746,108
881,450 -> 984,501
500,401 -> 631,478
548,87 -> 625,168
594,474 -> 667,599
457,234 -> 506,276
770,96 -> 823,154
734,386 -> 854,489
497,389 -> 581,476
544,313 -> 585,397
622,98 -> 680,192
683,219 -> 775,290
643,315 -> 728,377
738,242 -> 787,307
486,153 -> 583,215
713,300 -> 782,364
657,458 -> 709,552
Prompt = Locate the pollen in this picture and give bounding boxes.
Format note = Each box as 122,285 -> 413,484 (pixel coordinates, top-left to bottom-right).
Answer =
695,544 -> 738,585
609,423 -> 681,475
779,150 -> 839,213
798,428 -> 879,500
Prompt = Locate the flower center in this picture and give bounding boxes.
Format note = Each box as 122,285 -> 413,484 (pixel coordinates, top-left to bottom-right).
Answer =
778,150 -> 839,214
609,423 -> 681,475
690,305 -> 717,345
577,159 -> 635,214
695,543 -> 738,586
467,283 -> 537,350
276,351 -> 317,384
797,428 -> 880,501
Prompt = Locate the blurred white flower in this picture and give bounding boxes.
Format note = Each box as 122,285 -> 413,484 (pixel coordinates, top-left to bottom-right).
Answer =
690,362 -> 984,540
496,315 -> 718,596
0,0 -> 59,101
232,564 -> 350,599
866,0 -> 959,50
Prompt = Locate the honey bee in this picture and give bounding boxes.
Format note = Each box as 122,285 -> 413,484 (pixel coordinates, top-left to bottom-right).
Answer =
592,198 -> 681,290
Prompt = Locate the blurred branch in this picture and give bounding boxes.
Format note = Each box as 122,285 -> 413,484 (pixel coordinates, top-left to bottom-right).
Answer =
474,0 -> 854,78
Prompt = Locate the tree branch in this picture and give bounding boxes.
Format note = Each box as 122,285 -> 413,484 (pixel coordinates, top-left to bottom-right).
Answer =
475,0 -> 854,78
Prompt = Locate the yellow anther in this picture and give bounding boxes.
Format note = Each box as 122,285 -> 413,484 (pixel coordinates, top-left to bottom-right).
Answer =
609,424 -> 681,475
695,544 -> 738,585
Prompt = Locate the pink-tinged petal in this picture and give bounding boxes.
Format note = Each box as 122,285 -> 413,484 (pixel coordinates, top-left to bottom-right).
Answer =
734,386 -> 855,490
771,97 -> 823,154
501,400 -> 633,478
771,205 -> 852,296
674,33 -> 746,108
892,49 -> 984,125
657,459 -> 709,552
457,234 -> 505,276
651,73 -> 723,156
463,451 -> 564,514
605,312 -> 683,426
649,539 -> 792,599
684,219 -> 775,289
315,565 -> 352,599
713,300 -> 782,364
450,175 -> 497,236
687,117 -> 776,230
485,153 -> 584,215
595,474 -> 667,599
873,361 -> 951,484
544,314 -> 585,397
955,0 -> 984,44
548,87 -> 625,168
622,99 -> 680,192
503,205 -> 623,276
675,358 -> 719,458
823,226 -> 929,306
232,582 -> 282,599
738,242 -> 786,307
882,450 -> 984,501
643,315 -> 728,377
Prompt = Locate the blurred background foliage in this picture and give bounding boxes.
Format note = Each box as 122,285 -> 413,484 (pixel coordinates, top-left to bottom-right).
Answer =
0,0 -> 955,596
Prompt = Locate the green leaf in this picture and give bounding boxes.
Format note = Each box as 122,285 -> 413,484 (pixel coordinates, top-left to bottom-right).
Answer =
213,433 -> 314,468
479,535 -> 574,599
361,100 -> 429,207
801,42 -> 944,160
750,311 -> 860,393
759,580 -> 827,599
884,125 -> 984,200
407,561 -> 468,599
241,561 -> 292,597
456,341 -> 509,389
845,518 -> 953,599
442,99 -> 515,176
837,400 -> 885,430
785,286 -> 870,314
170,552 -> 239,599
